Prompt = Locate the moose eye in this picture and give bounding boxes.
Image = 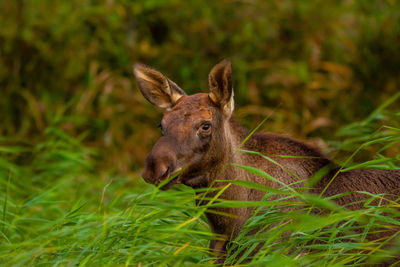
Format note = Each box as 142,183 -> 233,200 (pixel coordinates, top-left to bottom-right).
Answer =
200,123 -> 211,133
202,124 -> 210,130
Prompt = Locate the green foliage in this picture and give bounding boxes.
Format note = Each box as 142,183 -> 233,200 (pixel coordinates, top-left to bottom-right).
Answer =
0,98 -> 399,266
0,128 -> 211,266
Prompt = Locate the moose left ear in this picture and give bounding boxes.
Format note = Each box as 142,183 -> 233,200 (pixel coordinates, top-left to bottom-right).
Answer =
208,58 -> 234,116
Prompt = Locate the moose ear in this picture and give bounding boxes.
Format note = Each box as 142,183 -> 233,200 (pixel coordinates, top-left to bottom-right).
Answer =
133,63 -> 186,109
208,58 -> 234,115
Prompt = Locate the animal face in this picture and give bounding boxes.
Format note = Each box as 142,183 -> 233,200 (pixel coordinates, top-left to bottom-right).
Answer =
133,59 -> 233,189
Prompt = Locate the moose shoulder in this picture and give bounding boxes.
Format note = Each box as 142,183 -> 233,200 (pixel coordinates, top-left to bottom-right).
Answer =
133,59 -> 400,258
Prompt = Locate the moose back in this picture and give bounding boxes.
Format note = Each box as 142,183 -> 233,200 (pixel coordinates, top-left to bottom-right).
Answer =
133,59 -> 400,258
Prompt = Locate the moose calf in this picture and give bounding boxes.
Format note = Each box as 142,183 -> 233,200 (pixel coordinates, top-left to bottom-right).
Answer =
133,59 -> 400,261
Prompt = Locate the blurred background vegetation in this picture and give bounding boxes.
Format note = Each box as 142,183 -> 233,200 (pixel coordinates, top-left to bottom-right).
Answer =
1,0 -> 399,174
0,0 -> 399,265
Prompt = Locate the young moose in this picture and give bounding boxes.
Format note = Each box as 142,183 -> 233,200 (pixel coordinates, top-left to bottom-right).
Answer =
133,59 -> 400,258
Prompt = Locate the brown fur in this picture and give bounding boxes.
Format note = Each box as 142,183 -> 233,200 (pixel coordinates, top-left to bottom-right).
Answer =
133,59 -> 400,263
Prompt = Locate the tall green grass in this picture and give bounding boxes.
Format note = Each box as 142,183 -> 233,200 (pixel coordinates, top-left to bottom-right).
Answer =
0,97 -> 399,266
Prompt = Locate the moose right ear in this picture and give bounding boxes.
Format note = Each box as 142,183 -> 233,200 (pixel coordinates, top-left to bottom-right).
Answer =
133,63 -> 186,109
208,59 -> 234,116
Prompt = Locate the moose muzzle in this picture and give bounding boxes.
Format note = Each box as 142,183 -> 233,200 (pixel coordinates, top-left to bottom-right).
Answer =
141,136 -> 179,186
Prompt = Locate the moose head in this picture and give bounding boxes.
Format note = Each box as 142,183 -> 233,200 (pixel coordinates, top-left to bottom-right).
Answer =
133,59 -> 236,190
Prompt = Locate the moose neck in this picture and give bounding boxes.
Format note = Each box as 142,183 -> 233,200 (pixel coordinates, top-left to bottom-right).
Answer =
199,117 -> 257,250
212,116 -> 250,173
203,116 -> 253,190
227,116 -> 251,147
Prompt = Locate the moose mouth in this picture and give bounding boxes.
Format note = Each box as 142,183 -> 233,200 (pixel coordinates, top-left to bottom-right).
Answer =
160,177 -> 179,191
159,168 -> 208,190
153,166 -> 207,190
156,167 -> 184,190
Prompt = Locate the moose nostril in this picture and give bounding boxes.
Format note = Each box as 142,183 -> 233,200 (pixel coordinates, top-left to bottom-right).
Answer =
161,166 -> 170,180
153,166 -> 170,185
